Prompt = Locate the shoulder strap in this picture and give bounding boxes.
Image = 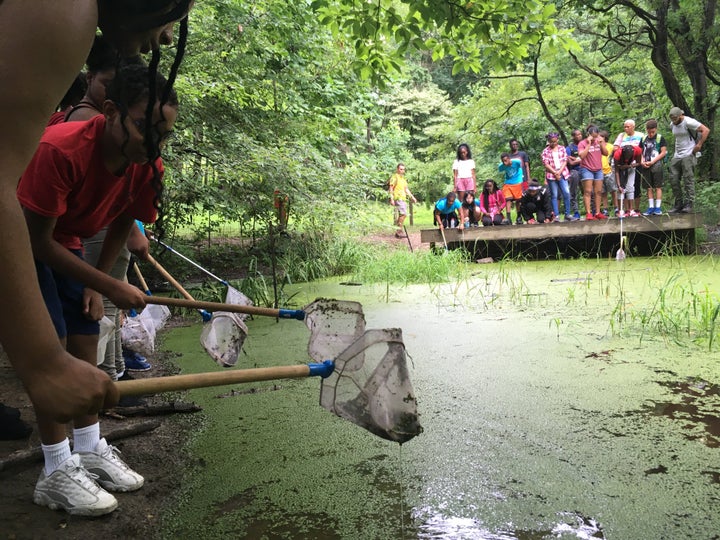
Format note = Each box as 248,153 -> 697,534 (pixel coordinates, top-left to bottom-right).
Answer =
64,101 -> 101,122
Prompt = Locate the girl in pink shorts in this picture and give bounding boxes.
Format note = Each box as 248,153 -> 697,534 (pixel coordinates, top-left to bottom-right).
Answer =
453,143 -> 476,200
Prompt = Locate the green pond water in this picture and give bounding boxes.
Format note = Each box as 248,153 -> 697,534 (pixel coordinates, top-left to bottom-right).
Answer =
158,256 -> 720,539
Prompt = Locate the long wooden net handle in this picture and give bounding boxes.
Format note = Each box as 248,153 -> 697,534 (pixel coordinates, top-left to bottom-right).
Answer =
143,296 -> 305,320
115,364 -> 312,396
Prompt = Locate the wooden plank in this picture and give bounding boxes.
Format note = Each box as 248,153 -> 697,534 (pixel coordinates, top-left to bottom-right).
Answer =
420,213 -> 704,244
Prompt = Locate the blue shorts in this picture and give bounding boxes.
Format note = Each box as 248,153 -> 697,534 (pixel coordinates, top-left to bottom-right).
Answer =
579,167 -> 603,181
35,249 -> 100,339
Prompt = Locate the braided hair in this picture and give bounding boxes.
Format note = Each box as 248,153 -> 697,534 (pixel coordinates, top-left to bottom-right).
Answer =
97,1 -> 193,32
101,1 -> 190,240
105,63 -> 179,240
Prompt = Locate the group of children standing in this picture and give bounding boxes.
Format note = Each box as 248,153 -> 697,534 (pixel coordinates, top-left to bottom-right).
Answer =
390,111 -> 709,232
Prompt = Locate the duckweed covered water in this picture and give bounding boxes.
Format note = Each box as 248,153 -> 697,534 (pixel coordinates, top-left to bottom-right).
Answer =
160,256 -> 720,539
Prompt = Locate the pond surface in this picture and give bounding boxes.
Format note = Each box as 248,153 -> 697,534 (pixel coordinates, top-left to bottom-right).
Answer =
160,257 -> 720,539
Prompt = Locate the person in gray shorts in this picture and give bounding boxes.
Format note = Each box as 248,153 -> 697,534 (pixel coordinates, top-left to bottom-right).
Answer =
640,119 -> 668,215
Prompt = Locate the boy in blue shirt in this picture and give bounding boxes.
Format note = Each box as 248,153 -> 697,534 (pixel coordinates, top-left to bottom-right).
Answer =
434,192 -> 462,229
498,153 -> 524,224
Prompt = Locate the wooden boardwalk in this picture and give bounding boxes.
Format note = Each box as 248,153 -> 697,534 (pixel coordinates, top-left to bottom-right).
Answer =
420,213 -> 704,259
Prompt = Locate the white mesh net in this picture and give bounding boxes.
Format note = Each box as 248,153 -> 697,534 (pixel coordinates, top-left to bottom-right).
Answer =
305,299 -> 421,444
305,298 -> 366,363
121,304 -> 171,356
320,328 -> 421,444
200,286 -> 252,367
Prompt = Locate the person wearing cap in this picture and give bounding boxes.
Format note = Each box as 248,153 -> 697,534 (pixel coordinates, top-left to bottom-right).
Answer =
518,180 -> 553,224
668,106 -> 710,213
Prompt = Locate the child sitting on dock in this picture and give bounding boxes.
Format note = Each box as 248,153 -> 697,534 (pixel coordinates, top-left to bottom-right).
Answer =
518,180 -> 554,224
461,192 -> 482,227
434,192 -> 462,229
479,180 -> 508,226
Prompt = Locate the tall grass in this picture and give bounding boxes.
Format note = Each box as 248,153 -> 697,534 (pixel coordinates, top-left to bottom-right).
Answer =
279,230 -> 374,283
351,248 -> 468,285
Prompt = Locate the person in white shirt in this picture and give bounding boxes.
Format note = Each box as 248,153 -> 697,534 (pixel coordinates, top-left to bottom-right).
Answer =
452,143 -> 477,201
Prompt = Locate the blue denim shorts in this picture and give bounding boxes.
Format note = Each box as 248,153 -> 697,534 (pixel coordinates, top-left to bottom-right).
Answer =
35,249 -> 100,339
579,167 -> 603,181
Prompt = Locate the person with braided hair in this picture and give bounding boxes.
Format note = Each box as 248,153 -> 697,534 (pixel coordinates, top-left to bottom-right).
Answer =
1,1 -> 192,515
64,39 -> 154,381
18,61 -> 178,516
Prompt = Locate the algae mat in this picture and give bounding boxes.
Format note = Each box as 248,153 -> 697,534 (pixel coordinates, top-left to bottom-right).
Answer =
160,257 -> 720,539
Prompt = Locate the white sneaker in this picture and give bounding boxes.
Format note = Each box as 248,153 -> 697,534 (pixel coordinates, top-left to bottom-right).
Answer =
77,438 -> 144,493
33,454 -> 118,516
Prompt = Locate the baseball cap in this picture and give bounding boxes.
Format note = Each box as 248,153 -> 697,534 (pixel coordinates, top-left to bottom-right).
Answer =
669,106 -> 684,118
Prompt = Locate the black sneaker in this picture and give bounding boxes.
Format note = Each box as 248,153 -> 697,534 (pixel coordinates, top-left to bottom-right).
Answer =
115,373 -> 148,408
515,216 -> 523,225
117,395 -> 147,408
680,204 -> 694,213
668,204 -> 684,213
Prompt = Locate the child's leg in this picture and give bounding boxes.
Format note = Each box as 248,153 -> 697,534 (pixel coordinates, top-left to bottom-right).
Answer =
582,180 -> 593,215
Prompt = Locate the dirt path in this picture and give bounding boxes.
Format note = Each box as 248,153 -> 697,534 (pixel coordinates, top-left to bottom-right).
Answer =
0,342 -> 196,539
362,228 -> 427,252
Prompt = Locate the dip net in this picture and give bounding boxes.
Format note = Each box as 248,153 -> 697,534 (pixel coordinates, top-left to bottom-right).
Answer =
200,286 -> 251,367
121,303 -> 171,356
305,299 -> 421,444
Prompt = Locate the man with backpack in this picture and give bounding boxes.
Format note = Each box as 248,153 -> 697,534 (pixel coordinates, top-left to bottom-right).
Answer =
668,107 -> 710,213
640,119 -> 668,215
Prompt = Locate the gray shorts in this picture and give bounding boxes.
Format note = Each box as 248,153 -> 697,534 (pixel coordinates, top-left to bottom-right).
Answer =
601,172 -> 617,194
395,200 -> 408,216
640,163 -> 665,190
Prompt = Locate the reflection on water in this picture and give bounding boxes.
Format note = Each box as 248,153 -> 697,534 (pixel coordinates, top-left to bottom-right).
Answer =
416,510 -> 605,539
645,377 -> 720,448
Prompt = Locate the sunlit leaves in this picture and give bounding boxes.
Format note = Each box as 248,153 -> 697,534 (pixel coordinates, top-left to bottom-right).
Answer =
310,0 -> 573,85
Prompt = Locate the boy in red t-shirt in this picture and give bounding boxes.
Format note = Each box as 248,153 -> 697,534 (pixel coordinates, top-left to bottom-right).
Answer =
17,63 -> 178,516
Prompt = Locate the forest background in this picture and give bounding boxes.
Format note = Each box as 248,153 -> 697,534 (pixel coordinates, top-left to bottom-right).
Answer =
150,0 -> 720,294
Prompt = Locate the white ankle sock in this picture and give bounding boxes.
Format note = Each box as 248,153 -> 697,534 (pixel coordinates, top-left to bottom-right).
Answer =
42,438 -> 72,475
656,199 -> 662,208
72,422 -> 101,453
648,198 -> 654,208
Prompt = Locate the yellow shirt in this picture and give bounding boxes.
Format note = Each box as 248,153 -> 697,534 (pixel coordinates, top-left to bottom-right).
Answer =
601,142 -> 613,175
390,173 -> 408,200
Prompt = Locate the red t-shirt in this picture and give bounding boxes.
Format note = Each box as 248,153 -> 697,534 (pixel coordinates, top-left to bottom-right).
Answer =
47,110 -> 67,126
613,145 -> 642,165
17,115 -> 161,250
578,139 -> 604,172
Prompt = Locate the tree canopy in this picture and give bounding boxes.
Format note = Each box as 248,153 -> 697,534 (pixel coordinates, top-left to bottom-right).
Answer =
154,0 -> 720,242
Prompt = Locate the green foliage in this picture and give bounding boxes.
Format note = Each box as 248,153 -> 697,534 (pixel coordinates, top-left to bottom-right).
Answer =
695,181 -> 720,225
311,0 -> 573,85
155,0 -> 720,248
161,0 -> 382,239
